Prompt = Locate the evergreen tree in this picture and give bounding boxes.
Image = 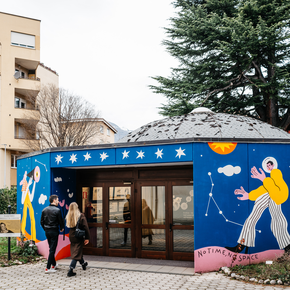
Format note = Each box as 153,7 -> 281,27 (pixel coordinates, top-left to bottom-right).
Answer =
150,0 -> 290,129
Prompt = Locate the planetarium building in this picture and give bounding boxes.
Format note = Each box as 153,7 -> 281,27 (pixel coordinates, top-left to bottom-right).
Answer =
17,108 -> 290,272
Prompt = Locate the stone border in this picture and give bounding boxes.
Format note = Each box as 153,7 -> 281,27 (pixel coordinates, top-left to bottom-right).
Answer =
220,266 -> 288,286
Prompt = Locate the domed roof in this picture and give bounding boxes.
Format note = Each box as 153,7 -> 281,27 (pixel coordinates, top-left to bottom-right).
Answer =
119,110 -> 290,143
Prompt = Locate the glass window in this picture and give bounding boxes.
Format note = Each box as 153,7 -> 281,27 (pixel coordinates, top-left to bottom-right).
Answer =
109,187 -> 131,224
173,186 -> 193,225
107,128 -> 110,136
100,125 -> 104,134
11,155 -> 18,168
109,228 -> 131,249
15,97 -> 26,108
141,186 -> 165,225
82,187 -> 103,223
11,31 -> 35,49
142,229 -> 165,251
15,97 -> 20,108
173,230 -> 194,252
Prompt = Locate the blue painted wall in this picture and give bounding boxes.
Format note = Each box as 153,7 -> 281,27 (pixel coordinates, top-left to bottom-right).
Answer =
17,153 -> 51,242
194,143 -> 290,254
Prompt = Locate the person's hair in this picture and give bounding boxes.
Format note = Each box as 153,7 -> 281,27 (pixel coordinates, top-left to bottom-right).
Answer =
0,222 -> 7,232
267,161 -> 274,166
66,202 -> 81,228
49,195 -> 59,204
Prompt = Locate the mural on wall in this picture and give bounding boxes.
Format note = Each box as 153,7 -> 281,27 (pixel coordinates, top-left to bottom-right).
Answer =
17,154 -> 77,261
194,143 -> 290,272
226,157 -> 290,254
17,154 -> 50,243
20,166 -> 40,241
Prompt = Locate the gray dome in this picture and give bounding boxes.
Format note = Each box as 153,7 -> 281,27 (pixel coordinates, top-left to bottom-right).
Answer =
119,110 -> 290,143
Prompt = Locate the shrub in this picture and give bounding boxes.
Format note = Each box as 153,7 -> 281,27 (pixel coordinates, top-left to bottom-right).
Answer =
0,187 -> 17,214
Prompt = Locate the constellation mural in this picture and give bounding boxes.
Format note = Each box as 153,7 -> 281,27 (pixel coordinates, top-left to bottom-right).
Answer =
205,172 -> 261,233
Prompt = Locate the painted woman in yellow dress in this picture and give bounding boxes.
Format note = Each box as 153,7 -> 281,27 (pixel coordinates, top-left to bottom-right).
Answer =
20,167 -> 40,241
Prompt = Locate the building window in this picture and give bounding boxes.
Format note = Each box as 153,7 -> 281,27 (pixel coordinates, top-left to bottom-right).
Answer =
107,128 -> 110,136
11,155 -> 18,168
15,97 -> 26,108
11,31 -> 35,49
100,125 -> 104,134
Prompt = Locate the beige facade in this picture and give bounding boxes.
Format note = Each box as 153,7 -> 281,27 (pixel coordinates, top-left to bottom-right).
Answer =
90,118 -> 117,144
0,12 -> 58,188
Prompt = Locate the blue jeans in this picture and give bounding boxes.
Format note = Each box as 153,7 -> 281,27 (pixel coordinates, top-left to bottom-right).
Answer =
45,231 -> 59,269
70,257 -> 84,269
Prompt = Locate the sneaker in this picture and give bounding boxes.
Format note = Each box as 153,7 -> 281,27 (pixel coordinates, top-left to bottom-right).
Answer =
82,262 -> 88,270
51,263 -> 59,269
51,264 -> 58,269
45,268 -> 57,274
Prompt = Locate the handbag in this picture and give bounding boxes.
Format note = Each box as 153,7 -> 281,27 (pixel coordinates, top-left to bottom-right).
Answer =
75,216 -> 86,239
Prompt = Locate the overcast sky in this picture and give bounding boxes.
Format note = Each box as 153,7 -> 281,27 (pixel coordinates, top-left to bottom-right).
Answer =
1,0 -> 178,131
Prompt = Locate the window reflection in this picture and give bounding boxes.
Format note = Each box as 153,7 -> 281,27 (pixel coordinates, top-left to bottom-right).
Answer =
141,186 -> 165,225
109,187 -> 131,224
82,187 -> 103,223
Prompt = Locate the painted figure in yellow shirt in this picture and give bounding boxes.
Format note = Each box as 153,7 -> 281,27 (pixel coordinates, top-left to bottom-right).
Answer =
226,157 -> 290,253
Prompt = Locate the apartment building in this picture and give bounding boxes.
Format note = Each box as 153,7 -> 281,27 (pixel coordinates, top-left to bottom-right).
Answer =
0,12 -> 58,188
93,118 -> 117,144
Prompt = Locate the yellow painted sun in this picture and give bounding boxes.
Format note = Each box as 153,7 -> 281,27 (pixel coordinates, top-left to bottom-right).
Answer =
208,142 -> 237,155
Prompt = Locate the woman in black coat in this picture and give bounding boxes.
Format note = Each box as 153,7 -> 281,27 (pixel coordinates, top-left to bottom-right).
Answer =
65,202 -> 90,277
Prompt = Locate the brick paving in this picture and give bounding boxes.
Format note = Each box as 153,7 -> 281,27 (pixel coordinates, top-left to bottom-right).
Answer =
1,260 -> 290,290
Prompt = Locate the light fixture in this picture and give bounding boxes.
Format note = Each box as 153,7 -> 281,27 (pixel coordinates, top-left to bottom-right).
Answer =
123,181 -> 132,185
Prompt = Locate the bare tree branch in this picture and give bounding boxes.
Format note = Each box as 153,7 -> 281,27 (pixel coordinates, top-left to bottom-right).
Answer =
22,84 -> 100,150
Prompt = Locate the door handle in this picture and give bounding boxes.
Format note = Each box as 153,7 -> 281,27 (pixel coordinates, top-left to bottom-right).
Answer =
169,223 -> 173,232
106,222 -> 109,230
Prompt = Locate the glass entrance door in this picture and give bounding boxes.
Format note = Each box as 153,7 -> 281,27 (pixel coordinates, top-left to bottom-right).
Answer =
137,182 -> 194,260
107,186 -> 133,256
81,180 -> 193,260
82,186 -> 103,254
171,184 -> 194,260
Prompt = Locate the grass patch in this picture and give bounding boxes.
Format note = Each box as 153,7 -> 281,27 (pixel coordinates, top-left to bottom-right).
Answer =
228,253 -> 290,283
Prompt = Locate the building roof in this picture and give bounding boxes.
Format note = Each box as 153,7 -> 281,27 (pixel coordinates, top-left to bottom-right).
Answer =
119,108 -> 290,143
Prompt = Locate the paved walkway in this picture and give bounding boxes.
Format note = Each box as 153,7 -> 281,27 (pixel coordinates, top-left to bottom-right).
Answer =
1,257 -> 290,290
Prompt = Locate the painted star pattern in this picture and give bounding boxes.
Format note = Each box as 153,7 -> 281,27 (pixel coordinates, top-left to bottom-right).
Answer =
100,152 -> 109,162
136,150 -> 145,159
69,153 -> 77,164
175,147 -> 186,159
52,146 -> 188,166
155,148 -> 163,159
55,154 -> 63,165
84,152 -> 91,161
122,150 -> 130,159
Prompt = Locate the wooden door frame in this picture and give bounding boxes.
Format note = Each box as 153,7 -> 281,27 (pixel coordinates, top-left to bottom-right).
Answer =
170,181 -> 194,261
106,181 -> 135,258
135,181 -> 168,260
77,165 -> 193,260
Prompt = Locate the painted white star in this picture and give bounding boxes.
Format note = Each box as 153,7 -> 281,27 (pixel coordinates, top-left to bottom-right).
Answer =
122,150 -> 130,159
100,152 -> 109,162
136,150 -> 145,159
155,148 -> 163,159
55,154 -> 63,165
175,147 -> 186,159
84,152 -> 91,161
69,153 -> 77,164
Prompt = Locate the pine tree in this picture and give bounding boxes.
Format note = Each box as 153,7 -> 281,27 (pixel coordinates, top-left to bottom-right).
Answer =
150,0 -> 290,129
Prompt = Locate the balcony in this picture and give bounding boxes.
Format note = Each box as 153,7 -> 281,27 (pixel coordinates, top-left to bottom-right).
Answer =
14,58 -> 40,90
14,119 -> 39,140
